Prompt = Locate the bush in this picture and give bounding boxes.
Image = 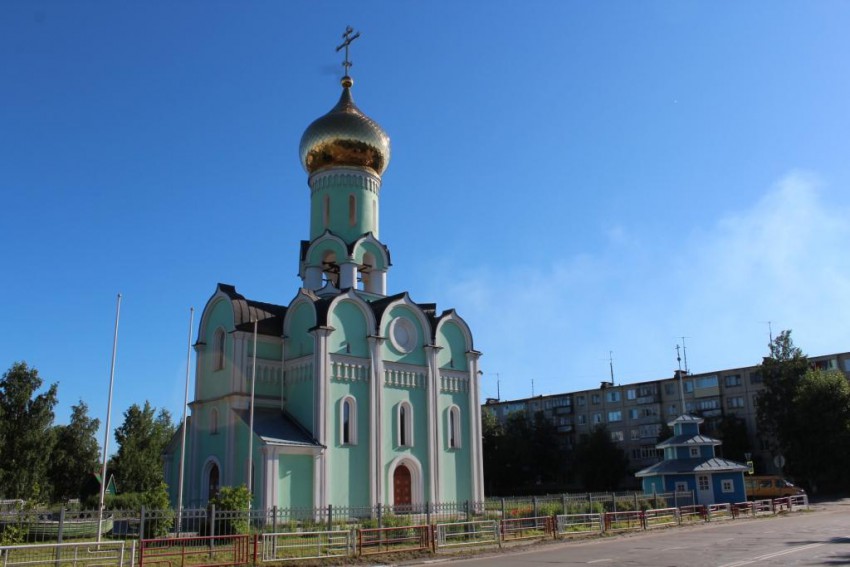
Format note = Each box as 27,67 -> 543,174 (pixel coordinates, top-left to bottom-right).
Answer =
210,485 -> 251,535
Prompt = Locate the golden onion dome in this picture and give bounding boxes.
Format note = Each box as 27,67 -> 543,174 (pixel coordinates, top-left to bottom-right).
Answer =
299,76 -> 391,176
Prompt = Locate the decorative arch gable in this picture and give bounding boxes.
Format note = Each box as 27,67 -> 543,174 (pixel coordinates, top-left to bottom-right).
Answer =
284,291 -> 318,359
435,312 -> 474,371
303,232 -> 350,267
379,294 -> 432,365
327,290 -> 376,357
351,233 -> 390,272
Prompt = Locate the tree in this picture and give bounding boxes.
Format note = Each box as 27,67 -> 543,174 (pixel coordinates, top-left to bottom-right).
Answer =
481,408 -> 505,495
784,369 -> 850,494
111,402 -> 175,494
48,401 -> 101,503
573,425 -> 629,492
716,415 -> 751,462
756,330 -> 808,454
0,362 -> 58,501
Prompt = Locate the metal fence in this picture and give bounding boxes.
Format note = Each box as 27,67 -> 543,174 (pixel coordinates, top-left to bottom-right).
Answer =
0,540 -> 132,567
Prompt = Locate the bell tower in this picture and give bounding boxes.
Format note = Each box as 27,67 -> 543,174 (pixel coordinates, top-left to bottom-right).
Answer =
298,27 -> 391,295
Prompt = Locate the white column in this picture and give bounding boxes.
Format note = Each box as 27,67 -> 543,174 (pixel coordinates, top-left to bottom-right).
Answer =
311,327 -> 332,508
338,261 -> 358,290
467,352 -> 484,502
425,345 -> 441,504
369,336 -> 386,505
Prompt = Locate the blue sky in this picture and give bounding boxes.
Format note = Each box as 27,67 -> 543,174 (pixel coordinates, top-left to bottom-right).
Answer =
2,2 -> 849,441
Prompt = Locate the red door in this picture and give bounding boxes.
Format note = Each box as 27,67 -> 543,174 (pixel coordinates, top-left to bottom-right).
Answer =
393,465 -> 412,508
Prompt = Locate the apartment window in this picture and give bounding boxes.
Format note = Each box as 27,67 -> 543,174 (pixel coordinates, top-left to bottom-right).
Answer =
749,371 -> 762,384
727,396 -> 745,409
665,383 -> 676,396
724,374 -> 742,387
610,430 -> 624,442
341,396 -> 357,445
721,479 -> 734,493
683,381 -> 694,393
627,389 -> 636,400
640,424 -> 661,438
697,399 -> 720,411
592,413 -> 602,424
577,395 -> 586,406
629,408 -> 639,420
591,394 -> 600,405
577,414 -> 587,425
696,375 -> 718,389
608,410 -> 622,422
844,359 -> 850,373
631,429 -> 640,441
398,402 -> 413,447
668,404 -> 677,415
448,405 -> 461,449
642,407 -> 658,418
606,391 -> 621,403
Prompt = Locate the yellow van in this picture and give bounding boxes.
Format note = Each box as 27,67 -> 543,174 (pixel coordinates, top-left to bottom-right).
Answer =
744,475 -> 805,500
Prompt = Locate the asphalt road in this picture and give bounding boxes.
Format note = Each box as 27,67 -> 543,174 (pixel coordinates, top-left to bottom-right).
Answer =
442,500 -> 850,566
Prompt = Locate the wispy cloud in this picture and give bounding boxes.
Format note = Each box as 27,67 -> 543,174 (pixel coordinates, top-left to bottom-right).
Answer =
427,171 -> 850,400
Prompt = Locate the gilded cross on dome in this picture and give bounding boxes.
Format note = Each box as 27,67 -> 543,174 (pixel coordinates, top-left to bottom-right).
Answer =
336,26 -> 360,80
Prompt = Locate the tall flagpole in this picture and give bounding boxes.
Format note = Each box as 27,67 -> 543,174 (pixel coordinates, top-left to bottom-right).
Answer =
176,307 -> 194,535
97,293 -> 121,543
246,319 -> 258,505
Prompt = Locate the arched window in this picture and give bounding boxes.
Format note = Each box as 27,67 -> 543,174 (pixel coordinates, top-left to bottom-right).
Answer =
213,328 -> 226,371
323,194 -> 330,228
398,402 -> 413,447
448,406 -> 461,449
207,463 -> 220,501
340,396 -> 357,445
210,408 -> 219,435
348,194 -> 356,226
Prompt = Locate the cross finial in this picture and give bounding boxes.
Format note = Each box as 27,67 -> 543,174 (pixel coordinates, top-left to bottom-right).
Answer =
336,26 -> 361,80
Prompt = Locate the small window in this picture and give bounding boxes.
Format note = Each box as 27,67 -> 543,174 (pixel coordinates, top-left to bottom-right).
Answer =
675,481 -> 688,493
721,479 -> 734,493
577,396 -> 586,406
323,195 -> 330,228
626,389 -> 636,400
724,374 -> 742,387
606,391 -> 621,403
210,408 -> 219,435
629,408 -> 639,420
448,405 -> 461,449
610,430 -> 624,442
577,414 -> 587,425
348,194 -> 356,226
213,328 -> 226,371
592,413 -> 602,424
689,447 -> 699,458
591,394 -> 600,405
398,402 -> 413,447
341,396 -> 357,445
608,410 -> 622,422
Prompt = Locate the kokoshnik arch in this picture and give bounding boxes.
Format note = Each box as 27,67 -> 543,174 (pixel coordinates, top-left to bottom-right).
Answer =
163,31 -> 485,511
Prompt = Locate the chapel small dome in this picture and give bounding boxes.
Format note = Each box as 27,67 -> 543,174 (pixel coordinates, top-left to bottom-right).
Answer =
299,76 -> 391,176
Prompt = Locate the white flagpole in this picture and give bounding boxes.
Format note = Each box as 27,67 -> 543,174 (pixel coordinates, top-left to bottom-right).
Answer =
176,307 -> 194,535
247,319 -> 258,503
97,293 -> 121,543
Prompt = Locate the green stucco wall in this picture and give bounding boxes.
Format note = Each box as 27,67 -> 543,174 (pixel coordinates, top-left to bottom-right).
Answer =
201,298 -> 235,400
278,454 -> 314,509
310,180 -> 378,243
436,322 -> 468,371
381,307 -> 426,365
382,386 -> 430,501
329,301 -> 369,357
328,380 -> 370,507
438,392 -> 471,502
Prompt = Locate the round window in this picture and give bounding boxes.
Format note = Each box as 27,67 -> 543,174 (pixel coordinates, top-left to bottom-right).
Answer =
390,317 -> 417,353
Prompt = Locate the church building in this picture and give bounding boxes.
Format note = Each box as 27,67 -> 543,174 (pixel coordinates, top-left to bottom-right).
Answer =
164,34 -> 484,511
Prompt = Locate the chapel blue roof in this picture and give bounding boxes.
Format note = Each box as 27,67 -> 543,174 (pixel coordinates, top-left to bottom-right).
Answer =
657,433 -> 721,448
635,457 -> 748,478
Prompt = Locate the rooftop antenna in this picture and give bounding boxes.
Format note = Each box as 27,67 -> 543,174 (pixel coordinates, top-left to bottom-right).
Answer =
496,373 -> 501,401
676,344 -> 686,414
336,26 -> 360,79
680,336 -> 690,374
531,378 -> 535,397
608,351 -> 615,385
